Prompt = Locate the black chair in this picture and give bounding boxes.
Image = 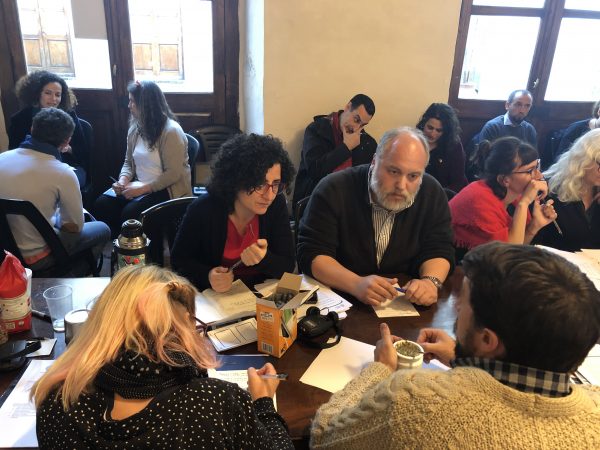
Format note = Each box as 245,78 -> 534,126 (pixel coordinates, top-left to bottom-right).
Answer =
0,198 -> 101,277
140,196 -> 196,267
191,125 -> 242,162
293,196 -> 311,266
79,118 -> 95,209
185,133 -> 200,187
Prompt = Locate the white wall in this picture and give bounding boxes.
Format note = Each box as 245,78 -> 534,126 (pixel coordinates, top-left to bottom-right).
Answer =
251,0 -> 462,167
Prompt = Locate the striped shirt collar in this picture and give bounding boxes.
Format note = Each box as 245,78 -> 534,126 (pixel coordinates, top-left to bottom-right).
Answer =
451,357 -> 571,398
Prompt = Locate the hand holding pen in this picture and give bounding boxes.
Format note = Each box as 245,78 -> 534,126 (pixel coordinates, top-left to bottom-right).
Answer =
247,363 -> 281,400
109,176 -> 125,195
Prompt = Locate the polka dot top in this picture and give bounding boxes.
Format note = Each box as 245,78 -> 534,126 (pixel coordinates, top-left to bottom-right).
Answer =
36,377 -> 294,449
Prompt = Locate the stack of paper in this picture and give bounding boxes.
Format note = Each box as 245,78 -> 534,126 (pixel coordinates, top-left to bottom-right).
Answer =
195,279 -> 257,325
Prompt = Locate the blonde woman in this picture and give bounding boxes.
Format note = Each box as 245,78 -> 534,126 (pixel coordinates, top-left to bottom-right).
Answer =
32,265 -> 293,449
534,128 -> 600,251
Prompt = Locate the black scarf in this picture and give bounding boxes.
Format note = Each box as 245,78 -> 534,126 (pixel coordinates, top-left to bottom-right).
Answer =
19,135 -> 62,161
95,349 -> 207,399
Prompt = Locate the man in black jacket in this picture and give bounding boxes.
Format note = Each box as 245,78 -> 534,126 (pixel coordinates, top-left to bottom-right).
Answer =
297,127 -> 454,307
292,94 -> 377,209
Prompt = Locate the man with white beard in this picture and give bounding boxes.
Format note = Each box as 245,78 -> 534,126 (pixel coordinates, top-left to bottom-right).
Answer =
297,127 -> 454,306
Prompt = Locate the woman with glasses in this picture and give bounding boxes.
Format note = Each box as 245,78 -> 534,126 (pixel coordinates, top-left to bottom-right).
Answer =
449,137 -> 557,254
416,103 -> 468,193
172,133 -> 296,292
32,265 -> 294,449
533,129 -> 600,251
93,80 -> 191,238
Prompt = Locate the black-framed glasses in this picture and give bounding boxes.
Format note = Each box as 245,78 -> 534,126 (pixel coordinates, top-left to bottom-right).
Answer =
249,182 -> 286,195
195,317 -> 208,337
511,159 -> 541,176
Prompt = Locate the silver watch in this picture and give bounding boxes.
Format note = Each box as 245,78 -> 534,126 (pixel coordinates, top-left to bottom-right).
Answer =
421,275 -> 443,290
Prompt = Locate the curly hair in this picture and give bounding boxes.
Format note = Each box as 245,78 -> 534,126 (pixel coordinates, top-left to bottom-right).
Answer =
476,137 -> 538,199
207,133 -> 296,213
15,70 -> 77,110
416,103 -> 461,151
127,80 -> 176,149
544,128 -> 600,202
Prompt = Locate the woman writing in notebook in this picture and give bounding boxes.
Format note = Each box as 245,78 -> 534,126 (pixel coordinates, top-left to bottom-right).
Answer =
93,80 -> 191,238
171,133 -> 296,292
32,265 -> 293,448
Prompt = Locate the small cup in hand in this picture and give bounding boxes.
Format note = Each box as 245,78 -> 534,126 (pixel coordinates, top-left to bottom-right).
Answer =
394,339 -> 424,369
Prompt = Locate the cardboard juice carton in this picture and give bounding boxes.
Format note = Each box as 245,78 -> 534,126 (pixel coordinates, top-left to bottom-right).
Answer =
256,273 -> 317,357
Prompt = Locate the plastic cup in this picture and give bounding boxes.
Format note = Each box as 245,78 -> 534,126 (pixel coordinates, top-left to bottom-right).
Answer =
43,285 -> 73,332
394,339 -> 424,369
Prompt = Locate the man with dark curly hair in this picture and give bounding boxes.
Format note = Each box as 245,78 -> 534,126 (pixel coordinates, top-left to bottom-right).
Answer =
171,133 -> 296,292
292,94 -> 377,209
8,70 -> 90,187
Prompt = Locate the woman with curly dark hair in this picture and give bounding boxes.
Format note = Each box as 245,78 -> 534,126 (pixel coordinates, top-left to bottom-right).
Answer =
8,70 -> 89,186
93,80 -> 191,238
171,133 -> 296,292
416,103 -> 467,192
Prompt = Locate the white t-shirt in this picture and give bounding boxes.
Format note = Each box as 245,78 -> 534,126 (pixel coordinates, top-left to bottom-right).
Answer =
132,137 -> 162,184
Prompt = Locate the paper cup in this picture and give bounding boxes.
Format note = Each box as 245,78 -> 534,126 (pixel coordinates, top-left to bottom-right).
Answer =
394,339 -> 424,369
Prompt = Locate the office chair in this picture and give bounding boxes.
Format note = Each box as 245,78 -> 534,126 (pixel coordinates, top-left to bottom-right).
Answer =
185,133 -> 200,187
293,196 -> 311,268
0,198 -> 101,277
140,196 -> 196,267
191,125 -> 242,162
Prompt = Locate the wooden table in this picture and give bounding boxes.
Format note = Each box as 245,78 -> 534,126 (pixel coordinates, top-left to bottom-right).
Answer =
0,271 -> 462,449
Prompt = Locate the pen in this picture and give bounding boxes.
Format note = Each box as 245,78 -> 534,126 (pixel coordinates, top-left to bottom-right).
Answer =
552,220 -> 563,236
260,373 -> 288,380
229,259 -> 243,272
109,176 -> 118,183
32,309 -> 52,323
395,287 -> 406,294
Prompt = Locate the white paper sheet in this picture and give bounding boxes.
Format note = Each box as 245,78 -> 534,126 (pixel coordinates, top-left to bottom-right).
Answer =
300,337 -> 375,393
577,344 -> 600,386
207,318 -> 258,352
26,338 -> 56,357
372,291 -> 419,318
0,359 -> 54,447
207,368 -> 278,410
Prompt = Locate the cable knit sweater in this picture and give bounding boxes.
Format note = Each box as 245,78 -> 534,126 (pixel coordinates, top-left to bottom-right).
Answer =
310,362 -> 600,449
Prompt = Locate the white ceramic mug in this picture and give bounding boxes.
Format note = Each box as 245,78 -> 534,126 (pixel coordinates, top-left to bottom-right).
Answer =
394,339 -> 424,369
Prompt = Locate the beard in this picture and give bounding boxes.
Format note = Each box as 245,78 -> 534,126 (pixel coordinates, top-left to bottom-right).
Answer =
369,167 -> 420,212
509,113 -> 525,125
453,319 -> 477,359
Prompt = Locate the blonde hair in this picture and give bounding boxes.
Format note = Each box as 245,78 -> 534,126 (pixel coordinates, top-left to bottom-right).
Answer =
544,128 -> 600,202
31,265 -> 218,410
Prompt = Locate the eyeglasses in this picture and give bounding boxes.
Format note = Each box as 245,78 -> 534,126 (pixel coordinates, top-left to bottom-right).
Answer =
195,317 -> 208,337
249,182 -> 286,195
596,161 -> 600,172
511,159 -> 541,176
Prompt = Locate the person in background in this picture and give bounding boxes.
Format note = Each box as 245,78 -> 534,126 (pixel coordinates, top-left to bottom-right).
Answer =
310,242 -> 600,449
32,265 -> 293,449
533,129 -> 600,251
0,108 -> 109,275
93,80 -> 191,238
555,99 -> 600,159
171,133 -> 296,292
8,70 -> 90,187
416,102 -> 467,193
474,89 -> 537,147
450,137 -> 556,254
297,127 -> 454,307
292,94 -> 377,210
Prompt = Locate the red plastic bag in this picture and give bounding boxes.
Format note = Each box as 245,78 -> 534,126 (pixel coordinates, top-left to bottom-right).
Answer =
0,251 -> 32,333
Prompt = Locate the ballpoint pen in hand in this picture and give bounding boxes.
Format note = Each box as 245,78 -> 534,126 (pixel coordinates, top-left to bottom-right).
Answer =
259,373 -> 288,380
229,259 -> 243,272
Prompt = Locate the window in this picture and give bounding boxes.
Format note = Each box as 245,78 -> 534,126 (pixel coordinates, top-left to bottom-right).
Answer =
452,0 -> 600,103
129,0 -> 214,93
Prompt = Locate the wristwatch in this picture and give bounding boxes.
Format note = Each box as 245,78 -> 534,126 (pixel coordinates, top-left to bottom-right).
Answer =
421,275 -> 443,290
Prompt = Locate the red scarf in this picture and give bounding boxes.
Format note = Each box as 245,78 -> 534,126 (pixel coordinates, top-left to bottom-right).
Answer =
330,111 -> 352,172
